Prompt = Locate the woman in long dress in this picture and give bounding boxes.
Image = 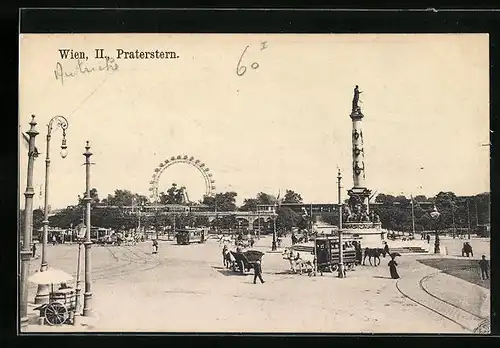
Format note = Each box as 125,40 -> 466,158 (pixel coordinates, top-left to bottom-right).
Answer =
388,256 -> 400,279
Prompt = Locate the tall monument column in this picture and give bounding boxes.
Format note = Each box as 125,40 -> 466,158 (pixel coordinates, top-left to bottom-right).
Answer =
347,85 -> 372,217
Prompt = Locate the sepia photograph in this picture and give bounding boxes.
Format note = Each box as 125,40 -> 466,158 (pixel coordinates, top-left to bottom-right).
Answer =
18,33 -> 490,334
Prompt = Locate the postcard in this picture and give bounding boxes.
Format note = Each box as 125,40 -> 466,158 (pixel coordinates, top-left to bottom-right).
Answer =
18,33 -> 490,334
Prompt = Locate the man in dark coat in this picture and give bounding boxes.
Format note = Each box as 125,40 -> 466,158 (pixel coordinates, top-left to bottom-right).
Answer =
253,260 -> 265,284
383,242 -> 390,258
479,255 -> 489,280
426,234 -> 431,244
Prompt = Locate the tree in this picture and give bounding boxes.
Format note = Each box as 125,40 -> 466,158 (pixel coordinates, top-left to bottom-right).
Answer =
218,215 -> 237,229
48,206 -> 84,229
375,194 -> 396,205
276,206 -> 300,233
195,215 -> 209,227
101,189 -> 148,207
33,209 -> 44,230
256,192 -> 276,205
282,190 -> 303,204
239,191 -> 279,211
174,213 -> 196,229
77,188 -> 100,207
414,195 -> 428,202
202,192 -> 237,211
105,189 -> 135,206
90,188 -> 100,204
239,198 -> 258,211
19,208 -> 45,233
159,183 -> 188,204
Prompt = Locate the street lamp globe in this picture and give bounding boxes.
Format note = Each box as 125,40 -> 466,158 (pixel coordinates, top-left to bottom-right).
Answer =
60,138 -> 68,158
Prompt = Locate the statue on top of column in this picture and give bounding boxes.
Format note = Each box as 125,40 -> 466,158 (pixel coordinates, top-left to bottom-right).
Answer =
352,85 -> 363,112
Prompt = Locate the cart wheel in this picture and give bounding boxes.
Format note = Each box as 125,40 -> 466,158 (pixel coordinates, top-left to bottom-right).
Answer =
44,302 -> 68,326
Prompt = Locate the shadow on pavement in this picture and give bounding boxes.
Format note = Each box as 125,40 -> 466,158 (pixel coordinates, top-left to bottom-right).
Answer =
212,267 -> 248,277
373,275 -> 393,279
270,270 -> 296,275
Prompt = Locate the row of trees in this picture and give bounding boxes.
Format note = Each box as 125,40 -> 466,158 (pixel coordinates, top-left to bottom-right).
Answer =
37,184 -> 490,235
373,191 -> 490,233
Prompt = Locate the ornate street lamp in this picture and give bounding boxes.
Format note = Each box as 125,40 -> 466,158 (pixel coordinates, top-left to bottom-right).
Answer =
83,141 -> 94,317
20,115 -> 39,329
272,202 -> 278,251
337,169 -> 345,278
430,205 -> 441,254
35,115 -> 69,304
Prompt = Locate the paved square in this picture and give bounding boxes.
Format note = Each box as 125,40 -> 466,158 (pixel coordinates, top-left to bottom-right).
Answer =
24,236 -> 490,333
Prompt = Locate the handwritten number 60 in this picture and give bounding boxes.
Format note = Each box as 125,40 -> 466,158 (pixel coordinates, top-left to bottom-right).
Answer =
236,45 -> 260,77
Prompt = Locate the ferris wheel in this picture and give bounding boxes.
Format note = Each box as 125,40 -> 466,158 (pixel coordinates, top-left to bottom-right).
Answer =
149,155 -> 216,203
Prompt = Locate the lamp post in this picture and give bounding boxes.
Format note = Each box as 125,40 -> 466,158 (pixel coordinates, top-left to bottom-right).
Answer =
82,141 -> 93,317
214,200 -> 218,234
337,169 -> 345,278
272,201 -> 277,251
466,199 -> 471,239
20,115 -> 39,329
410,195 -> 416,237
34,115 -> 69,304
430,206 -> 441,254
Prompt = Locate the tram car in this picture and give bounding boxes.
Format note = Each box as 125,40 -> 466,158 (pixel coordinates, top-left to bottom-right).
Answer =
175,228 -> 206,245
90,227 -> 113,243
315,235 -> 361,272
292,235 -> 362,273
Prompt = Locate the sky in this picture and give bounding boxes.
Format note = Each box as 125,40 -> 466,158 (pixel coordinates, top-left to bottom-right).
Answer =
19,34 -> 490,210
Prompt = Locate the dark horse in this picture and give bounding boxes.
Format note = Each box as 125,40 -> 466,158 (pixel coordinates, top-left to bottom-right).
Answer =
362,247 -> 387,266
462,242 -> 473,257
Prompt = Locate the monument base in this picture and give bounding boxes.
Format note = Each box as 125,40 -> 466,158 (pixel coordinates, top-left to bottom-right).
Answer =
342,222 -> 386,248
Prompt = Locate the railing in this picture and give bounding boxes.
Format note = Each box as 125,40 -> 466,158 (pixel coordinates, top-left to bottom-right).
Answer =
342,222 -> 382,230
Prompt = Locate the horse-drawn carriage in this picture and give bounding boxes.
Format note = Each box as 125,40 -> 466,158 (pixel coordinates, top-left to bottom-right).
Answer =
229,250 -> 264,274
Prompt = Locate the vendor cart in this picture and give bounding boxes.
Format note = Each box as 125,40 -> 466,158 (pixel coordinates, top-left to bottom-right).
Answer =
35,287 -> 78,325
29,268 -> 78,326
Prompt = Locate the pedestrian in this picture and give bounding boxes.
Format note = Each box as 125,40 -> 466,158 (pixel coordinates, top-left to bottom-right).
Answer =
253,260 -> 265,284
52,235 -> 57,246
222,245 -> 228,266
152,239 -> 158,254
32,242 -> 36,258
383,242 -> 389,258
426,234 -> 430,244
479,255 -> 489,280
388,255 -> 400,279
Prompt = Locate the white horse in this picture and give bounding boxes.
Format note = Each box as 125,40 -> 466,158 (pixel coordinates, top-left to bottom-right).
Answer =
282,249 -> 299,273
123,235 -> 137,246
282,248 -> 316,276
222,246 -> 236,268
218,235 -> 233,245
